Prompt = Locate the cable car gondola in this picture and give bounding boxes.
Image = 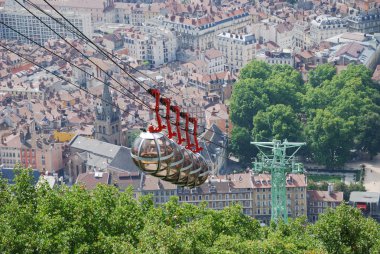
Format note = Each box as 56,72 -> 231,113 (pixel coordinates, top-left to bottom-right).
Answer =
131,132 -> 175,176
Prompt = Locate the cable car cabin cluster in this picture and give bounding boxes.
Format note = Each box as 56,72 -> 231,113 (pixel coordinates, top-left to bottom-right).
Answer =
131,89 -> 210,188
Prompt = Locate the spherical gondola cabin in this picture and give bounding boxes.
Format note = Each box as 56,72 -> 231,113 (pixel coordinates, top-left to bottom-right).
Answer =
184,152 -> 203,188
195,158 -> 210,186
152,139 -> 184,183
175,148 -> 194,186
131,131 -> 176,176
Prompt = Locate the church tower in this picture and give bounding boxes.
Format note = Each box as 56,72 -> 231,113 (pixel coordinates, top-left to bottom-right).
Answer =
94,76 -> 122,145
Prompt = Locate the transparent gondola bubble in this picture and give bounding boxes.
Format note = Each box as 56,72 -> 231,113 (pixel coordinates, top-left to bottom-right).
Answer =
153,139 -> 184,183
131,131 -> 175,176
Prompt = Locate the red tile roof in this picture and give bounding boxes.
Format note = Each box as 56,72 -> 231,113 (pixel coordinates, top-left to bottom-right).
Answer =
307,190 -> 343,202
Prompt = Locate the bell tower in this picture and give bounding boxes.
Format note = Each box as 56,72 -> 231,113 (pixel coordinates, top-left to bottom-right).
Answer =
94,74 -> 121,145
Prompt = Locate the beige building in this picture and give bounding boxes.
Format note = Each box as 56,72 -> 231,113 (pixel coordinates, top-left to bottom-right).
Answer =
31,0 -> 115,25
159,8 -> 251,51
307,189 -> 343,222
216,32 -> 256,73
0,122 -> 64,173
252,174 -> 307,224
310,15 -> 347,45
0,3 -> 92,45
123,26 -> 177,68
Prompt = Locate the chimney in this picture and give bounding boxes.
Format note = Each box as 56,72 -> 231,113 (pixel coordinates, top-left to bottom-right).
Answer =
328,184 -> 334,195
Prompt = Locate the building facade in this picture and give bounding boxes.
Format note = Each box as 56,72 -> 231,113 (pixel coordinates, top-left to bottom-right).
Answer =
94,79 -> 122,146
346,12 -> 380,34
124,26 -> 177,68
0,4 -> 92,45
310,15 -> 347,45
307,189 -> 343,222
158,9 -> 251,51
216,32 -> 256,73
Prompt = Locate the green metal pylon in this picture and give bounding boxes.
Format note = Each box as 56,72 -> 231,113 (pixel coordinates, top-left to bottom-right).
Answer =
251,140 -> 305,223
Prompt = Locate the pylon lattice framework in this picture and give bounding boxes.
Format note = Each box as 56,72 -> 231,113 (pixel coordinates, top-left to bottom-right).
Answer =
251,140 -> 305,222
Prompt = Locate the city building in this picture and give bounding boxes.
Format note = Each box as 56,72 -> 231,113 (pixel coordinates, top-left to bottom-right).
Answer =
68,135 -> 139,183
252,174 -> 307,224
293,21 -> 310,52
187,71 -> 235,96
158,8 -> 251,51
307,189 -> 343,222
325,32 -> 380,70
94,79 -> 122,146
0,3 -> 92,45
310,15 -> 347,45
346,11 -> 380,33
216,32 -> 256,73
31,0 -> 115,25
123,26 -> 177,68
0,121 -> 63,173
200,48 -> 225,74
257,49 -> 295,67
350,191 -> 380,222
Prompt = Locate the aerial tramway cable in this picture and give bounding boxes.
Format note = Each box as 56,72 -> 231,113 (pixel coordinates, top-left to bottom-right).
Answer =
25,0 -> 233,142
6,1 -> 233,185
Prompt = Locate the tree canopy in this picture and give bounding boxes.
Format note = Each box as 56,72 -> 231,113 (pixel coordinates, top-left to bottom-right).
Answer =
230,62 -> 380,167
0,168 -> 379,254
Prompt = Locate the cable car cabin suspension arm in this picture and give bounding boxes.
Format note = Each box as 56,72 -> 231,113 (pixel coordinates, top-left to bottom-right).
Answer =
170,105 -> 185,145
160,98 -> 176,139
180,112 -> 195,150
189,117 -> 203,153
148,89 -> 165,133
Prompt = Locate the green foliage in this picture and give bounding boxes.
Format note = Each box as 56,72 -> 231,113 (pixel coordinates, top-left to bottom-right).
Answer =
312,204 -> 380,254
305,109 -> 355,168
252,104 -> 302,142
0,168 -> 379,253
308,64 -> 336,87
230,60 -> 380,167
230,126 -> 256,165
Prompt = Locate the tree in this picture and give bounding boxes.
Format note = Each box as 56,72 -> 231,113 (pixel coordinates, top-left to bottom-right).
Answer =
312,204 -> 380,254
239,60 -> 272,80
308,64 -> 336,87
305,109 -> 355,168
230,78 -> 269,129
0,168 -> 379,253
230,126 -> 255,165
252,104 -> 303,142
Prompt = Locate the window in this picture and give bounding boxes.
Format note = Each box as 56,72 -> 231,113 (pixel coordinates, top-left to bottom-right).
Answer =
198,196 -> 202,201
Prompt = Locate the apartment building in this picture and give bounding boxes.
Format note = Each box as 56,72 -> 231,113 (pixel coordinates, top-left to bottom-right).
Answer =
307,189 -> 343,222
252,174 -> 307,224
176,173 -> 254,216
0,121 -> 63,173
216,32 -> 256,73
346,11 -> 380,34
0,4 -> 92,45
293,21 -> 310,52
257,49 -> 295,67
200,49 -> 225,74
124,26 -> 177,68
187,71 -> 235,95
310,15 -> 347,45
30,0 -> 115,24
0,87 -> 44,100
158,8 -> 251,51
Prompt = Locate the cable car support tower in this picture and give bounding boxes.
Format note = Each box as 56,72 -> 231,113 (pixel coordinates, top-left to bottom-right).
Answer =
251,140 -> 305,223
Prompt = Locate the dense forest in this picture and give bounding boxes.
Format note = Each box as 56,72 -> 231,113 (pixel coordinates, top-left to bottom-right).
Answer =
229,62 -> 380,168
0,168 -> 379,253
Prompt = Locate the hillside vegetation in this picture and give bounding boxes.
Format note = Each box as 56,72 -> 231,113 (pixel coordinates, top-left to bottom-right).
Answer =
0,168 -> 379,254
